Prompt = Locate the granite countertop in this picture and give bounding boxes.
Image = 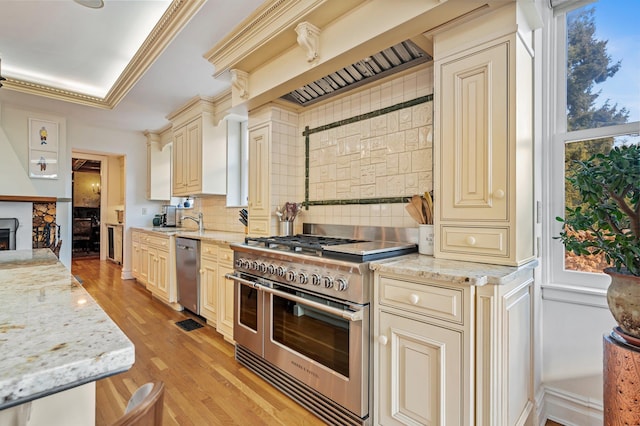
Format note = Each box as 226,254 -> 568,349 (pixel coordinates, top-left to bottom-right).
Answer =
133,227 -> 246,245
0,249 -> 135,410
370,254 -> 538,286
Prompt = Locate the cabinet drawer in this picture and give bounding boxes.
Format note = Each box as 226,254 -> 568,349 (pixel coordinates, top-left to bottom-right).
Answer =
379,277 -> 464,324
201,243 -> 218,261
248,218 -> 269,236
147,235 -> 170,249
218,247 -> 234,267
440,226 -> 508,257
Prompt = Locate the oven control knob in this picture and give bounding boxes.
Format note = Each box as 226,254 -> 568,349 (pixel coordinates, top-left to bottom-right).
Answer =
311,273 -> 322,286
267,264 -> 276,275
258,263 -> 268,273
298,272 -> 308,284
335,278 -> 349,292
277,266 -> 286,277
250,261 -> 259,270
286,270 -> 297,282
322,276 -> 334,289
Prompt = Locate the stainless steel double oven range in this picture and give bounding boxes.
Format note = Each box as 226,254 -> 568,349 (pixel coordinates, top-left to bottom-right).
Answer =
226,224 -> 416,425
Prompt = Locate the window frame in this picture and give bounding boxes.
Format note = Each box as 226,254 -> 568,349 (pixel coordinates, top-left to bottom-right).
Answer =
547,0 -> 640,291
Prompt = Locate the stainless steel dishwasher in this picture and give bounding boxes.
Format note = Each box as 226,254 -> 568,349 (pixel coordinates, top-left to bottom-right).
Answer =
176,237 -> 200,314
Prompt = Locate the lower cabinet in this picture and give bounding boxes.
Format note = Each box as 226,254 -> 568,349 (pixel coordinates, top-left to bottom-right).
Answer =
373,266 -> 534,426
200,242 -> 235,343
131,230 -> 178,309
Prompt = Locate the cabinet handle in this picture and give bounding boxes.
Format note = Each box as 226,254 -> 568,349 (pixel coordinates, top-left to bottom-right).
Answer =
378,335 -> 388,346
466,236 -> 477,246
494,189 -> 505,199
409,293 -> 420,305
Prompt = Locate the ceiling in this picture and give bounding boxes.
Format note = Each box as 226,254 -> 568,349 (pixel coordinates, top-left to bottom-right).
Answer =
0,0 -> 264,132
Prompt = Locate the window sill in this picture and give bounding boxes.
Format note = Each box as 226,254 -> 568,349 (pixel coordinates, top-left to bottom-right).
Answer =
541,283 -> 608,309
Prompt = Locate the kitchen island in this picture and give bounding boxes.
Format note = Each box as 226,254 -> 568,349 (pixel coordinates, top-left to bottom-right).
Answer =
0,249 -> 135,425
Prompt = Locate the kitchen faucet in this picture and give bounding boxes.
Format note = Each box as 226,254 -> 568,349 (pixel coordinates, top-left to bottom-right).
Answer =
181,212 -> 204,233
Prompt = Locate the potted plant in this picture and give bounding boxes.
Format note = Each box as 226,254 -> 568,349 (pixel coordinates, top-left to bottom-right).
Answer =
557,144 -> 640,338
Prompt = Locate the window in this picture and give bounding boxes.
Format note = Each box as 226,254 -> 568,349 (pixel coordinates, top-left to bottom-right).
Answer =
550,0 -> 640,287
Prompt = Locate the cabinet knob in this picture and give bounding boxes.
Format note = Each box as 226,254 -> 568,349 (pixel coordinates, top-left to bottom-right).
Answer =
466,236 -> 477,246
494,189 -> 505,199
199,269 -> 203,274
378,335 -> 388,346
409,293 -> 420,305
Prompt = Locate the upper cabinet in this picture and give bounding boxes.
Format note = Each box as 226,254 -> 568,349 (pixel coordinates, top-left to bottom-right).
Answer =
145,128 -> 172,201
168,96 -> 228,197
433,3 -> 536,267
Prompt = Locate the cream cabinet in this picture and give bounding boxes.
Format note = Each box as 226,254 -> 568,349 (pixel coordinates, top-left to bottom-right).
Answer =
216,247 -> 235,342
200,242 -> 218,324
169,97 -> 228,197
145,130 -> 171,201
247,123 -> 271,236
433,3 -> 535,266
373,260 -> 535,426
374,274 -> 472,426
199,242 -> 235,343
131,230 -> 179,309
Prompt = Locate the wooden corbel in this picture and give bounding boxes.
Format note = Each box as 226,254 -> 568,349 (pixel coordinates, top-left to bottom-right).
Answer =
295,22 -> 320,64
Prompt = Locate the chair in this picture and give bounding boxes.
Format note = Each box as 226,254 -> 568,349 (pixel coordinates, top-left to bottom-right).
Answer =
112,381 -> 165,426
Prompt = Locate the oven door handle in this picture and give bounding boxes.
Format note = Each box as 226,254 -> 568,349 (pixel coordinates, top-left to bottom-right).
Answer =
225,273 -> 364,322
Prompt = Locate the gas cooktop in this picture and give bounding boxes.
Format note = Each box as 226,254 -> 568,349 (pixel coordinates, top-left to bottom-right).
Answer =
244,234 -> 417,262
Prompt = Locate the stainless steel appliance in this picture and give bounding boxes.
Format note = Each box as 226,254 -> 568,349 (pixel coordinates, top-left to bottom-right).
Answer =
162,205 -> 177,227
226,224 -> 417,426
176,237 -> 200,314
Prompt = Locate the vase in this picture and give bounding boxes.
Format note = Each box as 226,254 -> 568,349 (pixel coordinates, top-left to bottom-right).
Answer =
606,268 -> 640,339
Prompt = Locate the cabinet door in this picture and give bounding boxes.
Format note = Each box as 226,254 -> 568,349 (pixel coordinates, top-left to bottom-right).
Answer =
173,126 -> 187,196
185,118 -> 202,194
132,241 -> 140,278
155,248 -> 170,300
248,124 -> 270,222
217,264 -> 235,341
140,244 -> 149,284
377,312 -> 464,426
146,248 -> 157,291
439,42 -> 508,222
200,259 -> 218,323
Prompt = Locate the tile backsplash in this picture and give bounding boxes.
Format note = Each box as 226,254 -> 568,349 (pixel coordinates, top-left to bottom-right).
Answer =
295,64 -> 434,229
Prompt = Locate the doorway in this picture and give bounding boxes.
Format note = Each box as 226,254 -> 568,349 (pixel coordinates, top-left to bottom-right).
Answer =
72,158 -> 101,259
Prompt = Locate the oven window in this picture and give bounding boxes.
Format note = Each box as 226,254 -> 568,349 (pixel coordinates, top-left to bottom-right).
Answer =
239,284 -> 258,331
271,289 -> 350,377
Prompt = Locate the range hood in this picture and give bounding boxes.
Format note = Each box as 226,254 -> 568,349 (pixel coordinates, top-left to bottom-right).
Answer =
281,39 -> 431,107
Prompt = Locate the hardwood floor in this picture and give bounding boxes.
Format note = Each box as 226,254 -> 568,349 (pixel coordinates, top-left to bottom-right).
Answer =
72,259 -> 324,426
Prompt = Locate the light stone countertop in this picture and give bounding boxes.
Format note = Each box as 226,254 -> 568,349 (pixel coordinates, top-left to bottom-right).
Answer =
0,249 -> 135,410
370,254 -> 538,286
133,227 -> 246,245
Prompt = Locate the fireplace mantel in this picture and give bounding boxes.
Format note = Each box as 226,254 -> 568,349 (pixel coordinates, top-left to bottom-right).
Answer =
0,195 -> 57,203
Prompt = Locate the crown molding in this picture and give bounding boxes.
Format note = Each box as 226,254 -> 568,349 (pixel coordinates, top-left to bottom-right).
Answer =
3,0 -> 206,110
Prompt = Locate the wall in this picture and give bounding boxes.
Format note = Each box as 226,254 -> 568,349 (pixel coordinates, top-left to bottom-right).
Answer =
73,171 -> 101,208
295,65 -> 433,228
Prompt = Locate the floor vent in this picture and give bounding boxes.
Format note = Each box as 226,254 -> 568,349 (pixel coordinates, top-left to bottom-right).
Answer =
235,345 -> 367,426
175,319 -> 203,332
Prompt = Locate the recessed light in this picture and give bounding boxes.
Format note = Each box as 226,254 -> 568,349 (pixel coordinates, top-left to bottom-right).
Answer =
73,0 -> 104,9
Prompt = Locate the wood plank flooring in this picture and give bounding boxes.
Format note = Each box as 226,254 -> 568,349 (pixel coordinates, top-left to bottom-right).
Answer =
72,259 -> 324,426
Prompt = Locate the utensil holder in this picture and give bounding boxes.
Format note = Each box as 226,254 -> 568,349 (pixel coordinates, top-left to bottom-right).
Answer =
279,221 -> 294,236
418,224 -> 434,255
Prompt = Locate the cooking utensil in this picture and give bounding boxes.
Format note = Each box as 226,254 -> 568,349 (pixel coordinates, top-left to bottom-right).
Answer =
423,191 -> 433,225
405,202 -> 423,224
411,195 -> 425,224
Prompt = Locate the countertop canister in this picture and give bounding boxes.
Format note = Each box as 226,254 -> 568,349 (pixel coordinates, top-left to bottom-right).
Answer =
418,224 -> 434,255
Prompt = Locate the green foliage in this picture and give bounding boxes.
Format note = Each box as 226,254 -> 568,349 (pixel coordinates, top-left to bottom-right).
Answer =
557,145 -> 640,276
566,7 -> 629,131
565,138 -> 614,209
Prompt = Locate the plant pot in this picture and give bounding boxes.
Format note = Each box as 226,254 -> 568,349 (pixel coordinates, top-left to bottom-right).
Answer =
606,268 -> 640,339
